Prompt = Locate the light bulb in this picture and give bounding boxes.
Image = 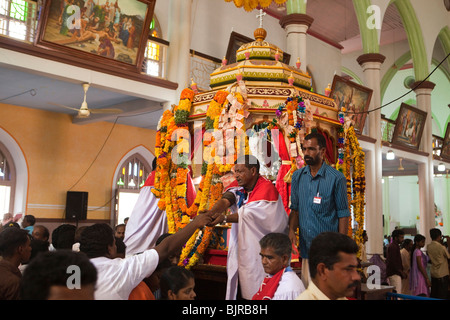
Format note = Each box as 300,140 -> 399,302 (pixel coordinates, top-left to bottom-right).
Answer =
386,150 -> 395,160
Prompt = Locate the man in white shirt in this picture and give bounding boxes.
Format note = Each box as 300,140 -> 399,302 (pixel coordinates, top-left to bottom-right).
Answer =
296,232 -> 360,300
252,233 -> 305,300
79,214 -> 212,300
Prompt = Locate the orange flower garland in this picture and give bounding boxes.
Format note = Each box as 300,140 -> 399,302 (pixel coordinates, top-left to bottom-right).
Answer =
179,90 -> 229,269
153,86 -> 251,269
186,90 -> 229,218
152,89 -> 195,232
152,109 -> 174,208
224,0 -> 288,12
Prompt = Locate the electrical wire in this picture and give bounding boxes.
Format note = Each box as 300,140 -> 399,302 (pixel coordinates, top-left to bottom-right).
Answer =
347,52 -> 450,115
67,52 -> 450,207
67,107 -> 164,211
0,89 -> 36,102
68,116 -> 119,191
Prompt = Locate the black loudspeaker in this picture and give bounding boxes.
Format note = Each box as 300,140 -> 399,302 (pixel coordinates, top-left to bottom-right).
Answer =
65,191 -> 88,221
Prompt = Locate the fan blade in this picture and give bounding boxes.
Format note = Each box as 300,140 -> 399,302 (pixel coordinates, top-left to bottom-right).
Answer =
89,108 -> 123,114
48,102 -> 80,112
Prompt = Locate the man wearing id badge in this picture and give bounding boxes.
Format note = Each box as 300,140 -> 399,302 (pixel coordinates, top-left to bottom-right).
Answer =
288,132 -> 350,288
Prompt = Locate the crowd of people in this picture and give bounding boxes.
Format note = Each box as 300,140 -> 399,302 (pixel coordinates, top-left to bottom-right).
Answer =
0,214 -> 362,300
0,132 -> 448,300
0,213 -> 211,300
382,228 -> 450,299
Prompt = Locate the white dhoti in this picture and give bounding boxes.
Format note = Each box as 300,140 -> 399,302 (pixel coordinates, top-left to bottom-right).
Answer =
225,177 -> 289,300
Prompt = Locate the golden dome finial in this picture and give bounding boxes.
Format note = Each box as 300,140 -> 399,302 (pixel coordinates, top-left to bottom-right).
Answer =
254,27 -> 267,42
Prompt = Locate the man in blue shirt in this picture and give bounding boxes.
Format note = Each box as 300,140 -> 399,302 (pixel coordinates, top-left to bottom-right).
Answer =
288,132 -> 350,288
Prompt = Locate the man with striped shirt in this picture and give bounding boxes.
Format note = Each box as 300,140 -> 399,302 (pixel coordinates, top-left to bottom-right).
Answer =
288,132 -> 350,288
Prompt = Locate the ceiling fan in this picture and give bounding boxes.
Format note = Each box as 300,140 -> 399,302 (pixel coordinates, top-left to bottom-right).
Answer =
50,83 -> 123,118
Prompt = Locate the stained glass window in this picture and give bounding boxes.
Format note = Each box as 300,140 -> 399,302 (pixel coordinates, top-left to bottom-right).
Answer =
144,16 -> 165,77
115,155 -> 151,190
0,143 -> 15,215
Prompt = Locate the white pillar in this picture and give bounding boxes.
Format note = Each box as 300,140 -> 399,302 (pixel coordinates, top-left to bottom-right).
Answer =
357,53 -> 386,256
279,14 -> 313,70
364,148 -> 382,255
412,81 -> 436,242
166,0 -> 192,109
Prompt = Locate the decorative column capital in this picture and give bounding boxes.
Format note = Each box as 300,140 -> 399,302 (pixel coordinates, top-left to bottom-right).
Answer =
279,13 -> 314,29
356,53 -> 386,66
410,80 -> 436,91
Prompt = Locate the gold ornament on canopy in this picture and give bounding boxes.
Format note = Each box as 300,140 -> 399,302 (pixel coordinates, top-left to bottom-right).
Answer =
225,0 -> 288,12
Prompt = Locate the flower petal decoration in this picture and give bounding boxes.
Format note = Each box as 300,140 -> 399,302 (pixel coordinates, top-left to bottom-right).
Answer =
224,0 -> 288,11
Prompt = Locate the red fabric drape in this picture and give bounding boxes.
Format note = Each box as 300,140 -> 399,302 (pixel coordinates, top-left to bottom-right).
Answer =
272,129 -> 291,216
316,128 -> 335,164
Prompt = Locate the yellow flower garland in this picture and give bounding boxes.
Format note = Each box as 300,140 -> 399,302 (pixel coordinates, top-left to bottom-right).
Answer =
224,0 -> 288,11
178,90 -> 230,268
152,109 -> 174,205
179,89 -> 250,269
153,86 -> 252,269
340,125 -> 366,255
152,89 -> 195,232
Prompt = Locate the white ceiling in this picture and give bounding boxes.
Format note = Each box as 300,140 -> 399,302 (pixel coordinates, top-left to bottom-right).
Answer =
0,63 -> 165,129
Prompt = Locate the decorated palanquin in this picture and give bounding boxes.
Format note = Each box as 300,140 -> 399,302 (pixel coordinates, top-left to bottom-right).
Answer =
188,27 -> 342,225
151,26 -> 365,282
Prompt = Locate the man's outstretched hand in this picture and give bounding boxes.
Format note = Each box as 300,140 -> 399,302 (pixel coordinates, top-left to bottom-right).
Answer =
192,212 -> 213,228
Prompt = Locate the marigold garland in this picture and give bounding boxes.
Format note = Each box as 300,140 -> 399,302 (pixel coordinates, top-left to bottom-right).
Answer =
187,89 -> 229,218
152,89 -> 195,233
179,87 -> 251,269
224,0 -> 288,11
179,90 -> 230,269
336,119 -> 366,257
152,109 -> 174,204
347,126 -> 366,252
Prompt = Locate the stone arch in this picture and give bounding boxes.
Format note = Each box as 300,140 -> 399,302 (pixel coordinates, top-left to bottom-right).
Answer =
0,127 -> 28,214
352,0 -> 382,54
393,0 -> 429,80
110,145 -> 154,222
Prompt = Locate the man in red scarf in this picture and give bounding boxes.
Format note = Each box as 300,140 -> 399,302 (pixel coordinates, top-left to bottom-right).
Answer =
252,233 -> 305,300
206,155 -> 289,300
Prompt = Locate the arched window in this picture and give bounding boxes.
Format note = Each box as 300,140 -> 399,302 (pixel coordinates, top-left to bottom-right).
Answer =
0,142 -> 16,215
116,154 -> 151,189
114,154 -> 152,225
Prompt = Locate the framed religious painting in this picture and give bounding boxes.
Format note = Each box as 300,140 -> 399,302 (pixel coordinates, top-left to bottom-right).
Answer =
225,32 -> 253,65
330,75 -> 373,135
441,123 -> 450,160
35,0 -> 156,73
391,103 -> 427,151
